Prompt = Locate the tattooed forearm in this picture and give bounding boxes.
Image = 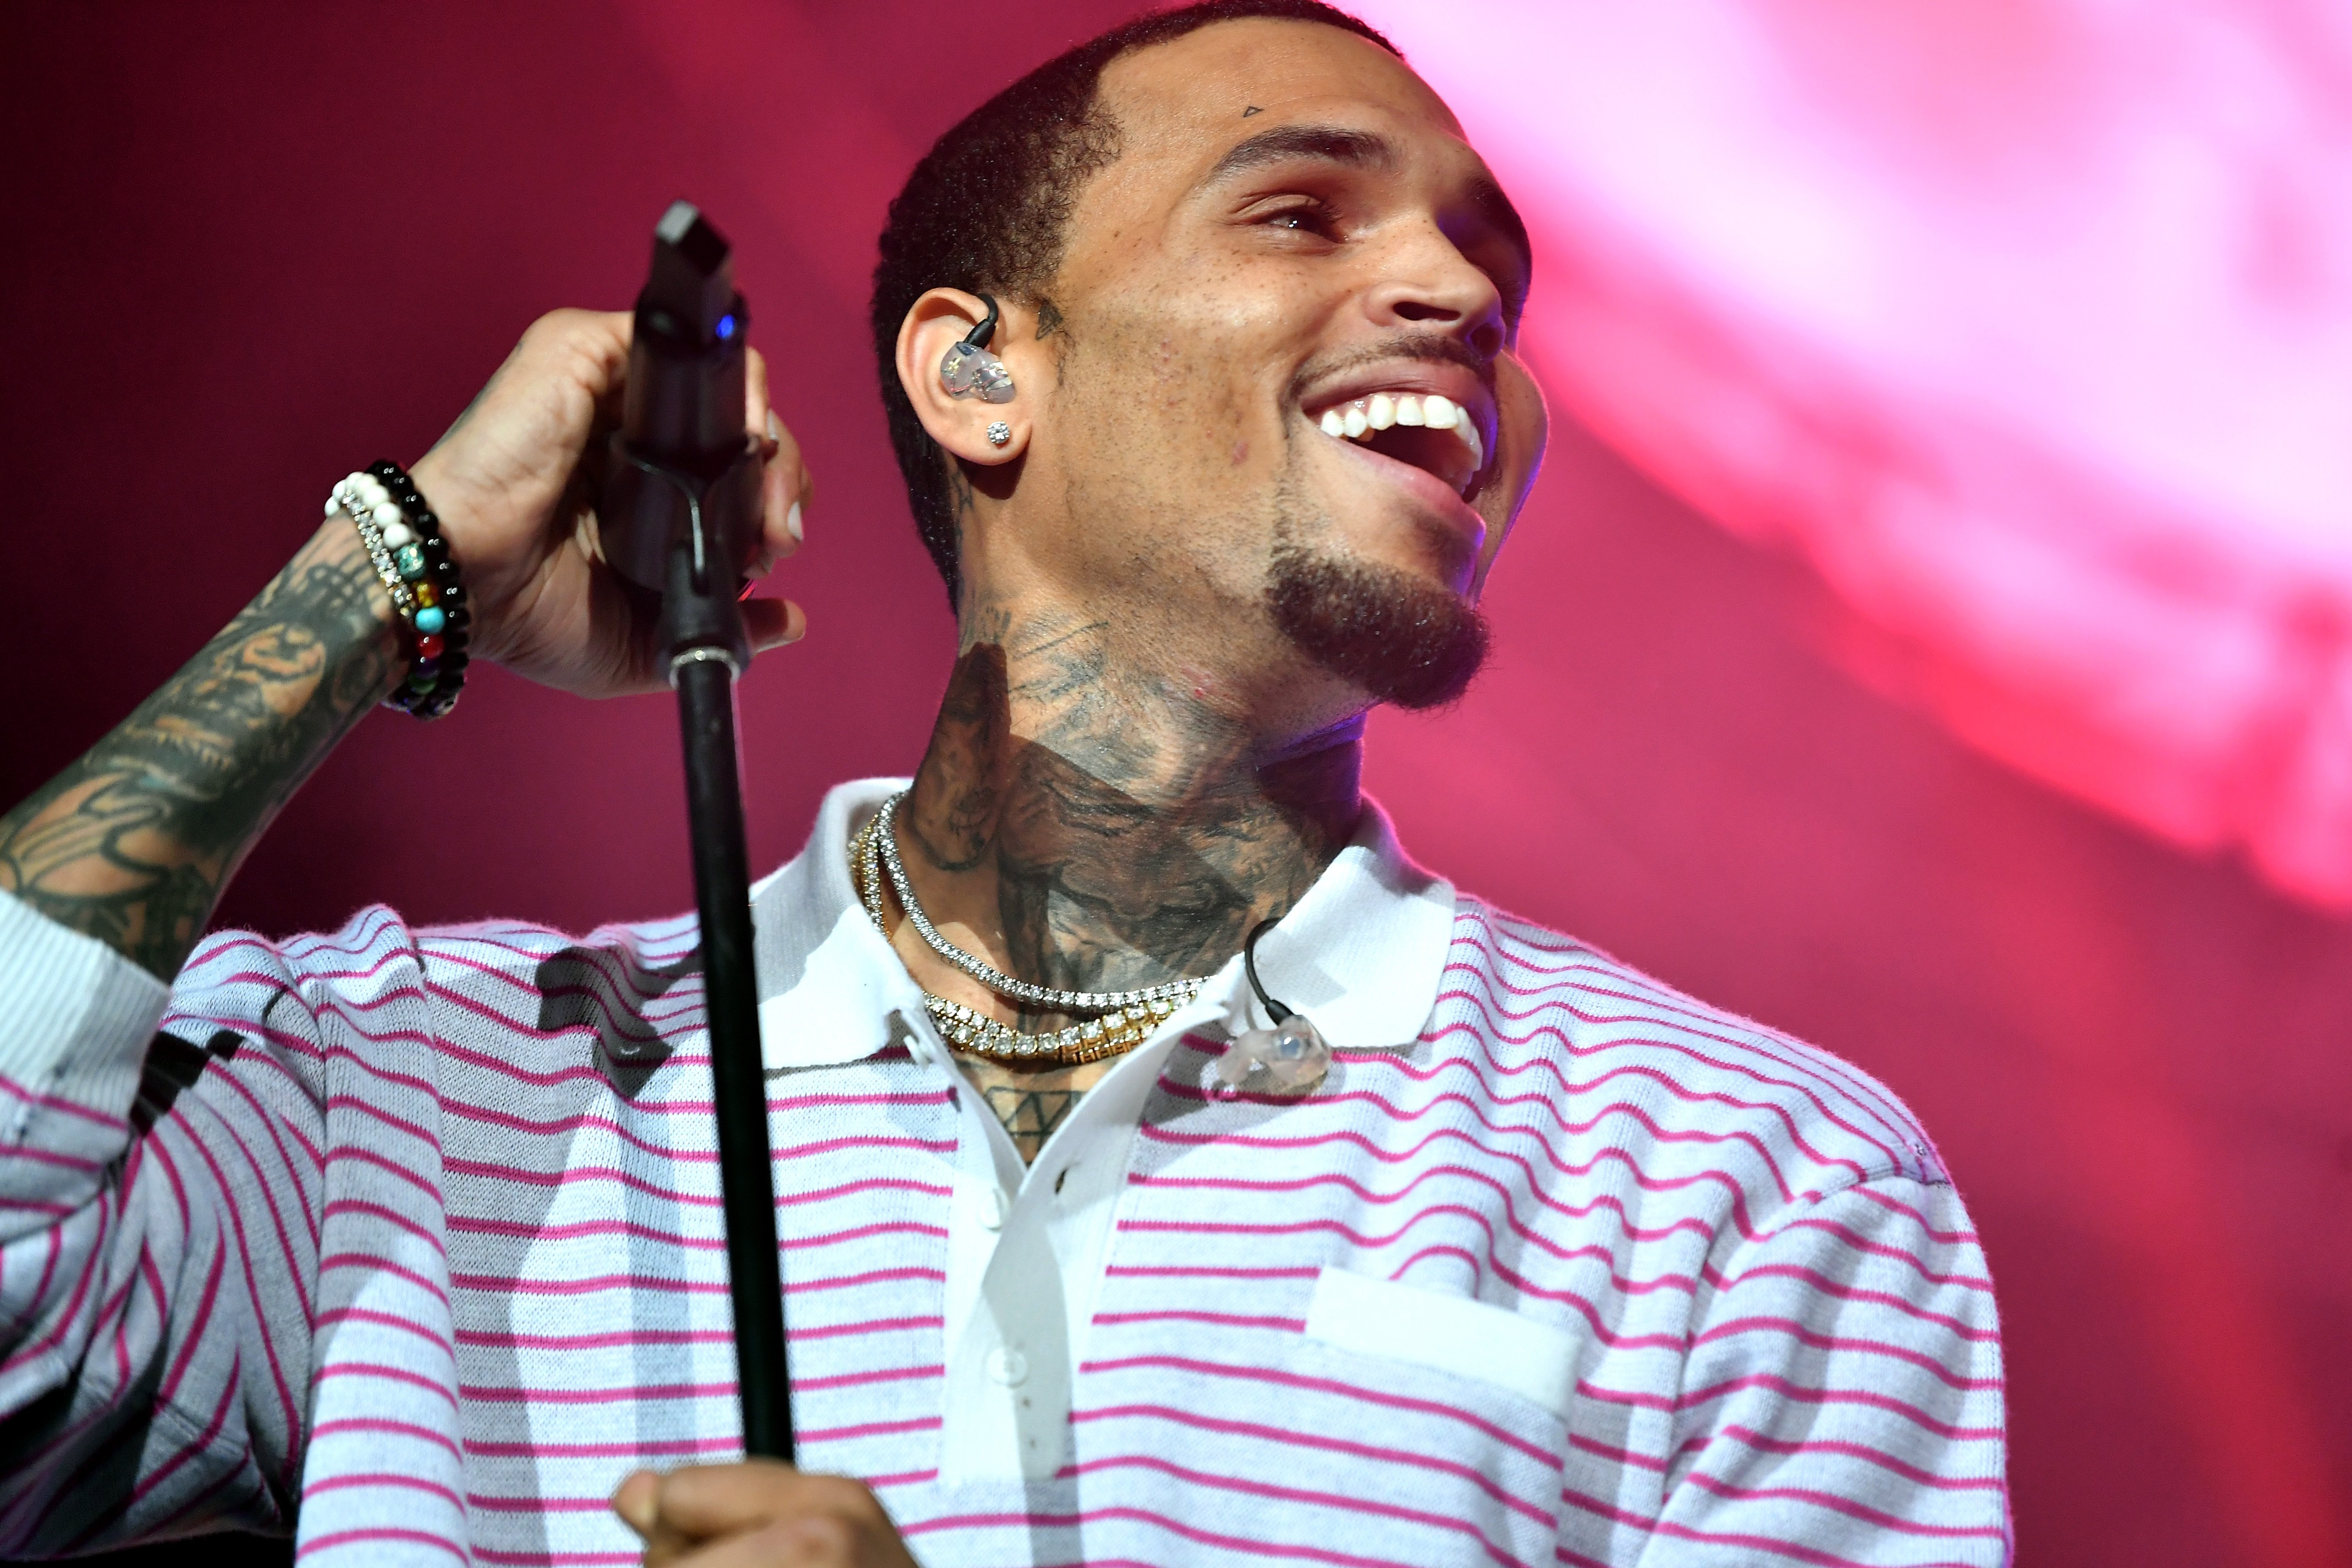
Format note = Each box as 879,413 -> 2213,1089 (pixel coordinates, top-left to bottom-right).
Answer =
0,521 -> 401,979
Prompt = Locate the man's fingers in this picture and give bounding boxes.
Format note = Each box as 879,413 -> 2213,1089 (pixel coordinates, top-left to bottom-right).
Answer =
668,1463 -> 890,1537
614,1468 -> 662,1536
614,1467 -> 702,1568
755,411 -> 808,572
528,307 -> 636,427
611,1463 -> 911,1567
657,1515 -> 863,1568
746,347 -> 775,451
740,347 -> 807,580
741,597 -> 807,654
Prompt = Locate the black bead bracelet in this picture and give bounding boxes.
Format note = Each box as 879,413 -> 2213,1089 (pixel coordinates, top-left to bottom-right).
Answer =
369,462 -> 472,719
330,462 -> 473,720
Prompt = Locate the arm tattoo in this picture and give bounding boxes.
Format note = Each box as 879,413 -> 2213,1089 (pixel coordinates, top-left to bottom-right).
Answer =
0,523 -> 400,980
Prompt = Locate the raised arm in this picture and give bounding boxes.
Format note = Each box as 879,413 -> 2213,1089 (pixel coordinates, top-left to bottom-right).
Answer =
0,310 -> 810,983
0,308 -> 810,1552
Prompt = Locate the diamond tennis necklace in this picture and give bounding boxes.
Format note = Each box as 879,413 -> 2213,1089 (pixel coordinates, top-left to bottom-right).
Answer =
850,797 -> 1209,1065
871,793 -> 1202,1013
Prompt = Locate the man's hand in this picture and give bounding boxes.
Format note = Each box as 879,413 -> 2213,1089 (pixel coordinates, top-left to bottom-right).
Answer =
612,1463 -> 919,1567
410,308 -> 810,697
0,306 -> 808,980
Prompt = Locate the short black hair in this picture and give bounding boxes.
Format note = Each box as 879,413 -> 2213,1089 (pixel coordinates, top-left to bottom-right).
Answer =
868,0 -> 1402,608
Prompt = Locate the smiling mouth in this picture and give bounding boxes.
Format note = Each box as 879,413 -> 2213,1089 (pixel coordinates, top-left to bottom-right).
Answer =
1306,391 -> 1488,500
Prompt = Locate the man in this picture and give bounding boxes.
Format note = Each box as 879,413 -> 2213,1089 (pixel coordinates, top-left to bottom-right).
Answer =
0,2 -> 2008,1564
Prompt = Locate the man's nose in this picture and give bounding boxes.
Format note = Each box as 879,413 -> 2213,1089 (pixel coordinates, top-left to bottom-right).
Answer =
1363,234 -> 1506,359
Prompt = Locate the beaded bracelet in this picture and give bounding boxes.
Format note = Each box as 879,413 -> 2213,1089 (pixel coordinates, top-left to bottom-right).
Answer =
329,462 -> 472,719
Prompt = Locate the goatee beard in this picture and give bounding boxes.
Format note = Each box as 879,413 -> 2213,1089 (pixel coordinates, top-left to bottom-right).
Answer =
1265,543 -> 1490,710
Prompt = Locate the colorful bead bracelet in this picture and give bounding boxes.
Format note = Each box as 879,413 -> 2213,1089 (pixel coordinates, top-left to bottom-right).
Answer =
329,461 -> 472,719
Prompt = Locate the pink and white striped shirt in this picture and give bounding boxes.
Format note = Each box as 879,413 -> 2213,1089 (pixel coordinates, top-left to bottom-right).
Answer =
0,779 -> 2008,1565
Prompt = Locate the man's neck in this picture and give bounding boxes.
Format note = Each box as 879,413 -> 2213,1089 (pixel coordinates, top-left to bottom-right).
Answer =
895,601 -> 1361,995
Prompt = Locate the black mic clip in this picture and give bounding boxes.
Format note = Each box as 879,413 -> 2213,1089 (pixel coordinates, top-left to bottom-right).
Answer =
599,200 -> 763,676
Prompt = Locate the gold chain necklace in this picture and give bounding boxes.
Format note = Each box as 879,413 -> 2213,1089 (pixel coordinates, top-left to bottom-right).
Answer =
847,810 -> 1202,1066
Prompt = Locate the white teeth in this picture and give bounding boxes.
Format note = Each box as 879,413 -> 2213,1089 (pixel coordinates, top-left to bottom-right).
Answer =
1310,391 -> 1489,492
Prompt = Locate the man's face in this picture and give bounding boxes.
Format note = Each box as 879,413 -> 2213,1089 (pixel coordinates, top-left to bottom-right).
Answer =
977,19 -> 1546,717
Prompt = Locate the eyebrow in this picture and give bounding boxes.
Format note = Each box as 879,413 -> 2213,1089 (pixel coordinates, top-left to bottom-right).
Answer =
1204,124 -> 1398,182
1201,122 -> 1534,305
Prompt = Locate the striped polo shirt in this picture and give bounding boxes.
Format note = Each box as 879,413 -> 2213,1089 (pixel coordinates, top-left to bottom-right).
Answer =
0,779 -> 2009,1565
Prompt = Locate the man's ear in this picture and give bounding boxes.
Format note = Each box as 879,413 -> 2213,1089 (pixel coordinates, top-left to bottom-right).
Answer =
896,289 -> 1038,465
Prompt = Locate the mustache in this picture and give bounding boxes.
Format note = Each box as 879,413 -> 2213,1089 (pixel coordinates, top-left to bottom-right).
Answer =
1289,332 -> 1498,403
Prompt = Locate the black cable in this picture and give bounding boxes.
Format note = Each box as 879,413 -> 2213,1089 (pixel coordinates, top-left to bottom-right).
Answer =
1242,917 -> 1293,1025
961,291 -> 1001,350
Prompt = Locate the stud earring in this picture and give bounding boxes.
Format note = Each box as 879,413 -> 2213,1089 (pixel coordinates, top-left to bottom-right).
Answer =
939,292 -> 1016,405
986,421 -> 1012,448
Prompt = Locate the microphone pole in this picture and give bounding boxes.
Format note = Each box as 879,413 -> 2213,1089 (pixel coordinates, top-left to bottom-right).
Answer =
596,201 -> 792,1462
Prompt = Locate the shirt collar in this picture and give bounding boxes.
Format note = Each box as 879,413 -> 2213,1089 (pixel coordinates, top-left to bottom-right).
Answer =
753,777 -> 1456,1070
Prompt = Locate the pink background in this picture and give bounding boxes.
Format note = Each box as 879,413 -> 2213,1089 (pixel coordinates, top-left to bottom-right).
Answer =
3,3 -> 2347,1563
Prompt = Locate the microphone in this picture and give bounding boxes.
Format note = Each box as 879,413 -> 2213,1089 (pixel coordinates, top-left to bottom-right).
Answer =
599,199 -> 764,671
595,201 -> 793,1462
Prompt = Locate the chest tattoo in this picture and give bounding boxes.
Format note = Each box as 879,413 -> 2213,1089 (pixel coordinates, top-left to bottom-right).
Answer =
980,1084 -> 1086,1162
954,1053 -> 1113,1165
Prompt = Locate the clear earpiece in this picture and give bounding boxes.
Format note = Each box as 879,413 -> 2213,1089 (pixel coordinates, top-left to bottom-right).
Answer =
939,291 -> 1016,404
1212,917 -> 1331,1096
940,340 -> 1016,403
1215,1013 -> 1331,1095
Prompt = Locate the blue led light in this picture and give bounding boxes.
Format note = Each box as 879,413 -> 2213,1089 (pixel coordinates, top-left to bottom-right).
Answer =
715,313 -> 738,340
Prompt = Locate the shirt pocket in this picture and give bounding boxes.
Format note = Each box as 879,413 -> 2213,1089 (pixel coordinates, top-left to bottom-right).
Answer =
1302,1265 -> 1577,1422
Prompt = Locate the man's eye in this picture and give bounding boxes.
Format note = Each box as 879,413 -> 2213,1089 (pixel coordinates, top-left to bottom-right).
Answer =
1258,201 -> 1338,237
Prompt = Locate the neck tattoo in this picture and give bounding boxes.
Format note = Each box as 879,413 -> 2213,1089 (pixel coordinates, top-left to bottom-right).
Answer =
871,605 -> 1361,1160
854,811 -> 1131,1164
857,796 -> 1209,1066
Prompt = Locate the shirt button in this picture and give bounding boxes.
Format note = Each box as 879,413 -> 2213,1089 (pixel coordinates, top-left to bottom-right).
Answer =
986,1348 -> 1029,1386
979,1188 -> 1009,1231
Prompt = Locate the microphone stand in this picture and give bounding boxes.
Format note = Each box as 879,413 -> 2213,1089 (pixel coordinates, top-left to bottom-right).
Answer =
597,201 -> 792,1462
